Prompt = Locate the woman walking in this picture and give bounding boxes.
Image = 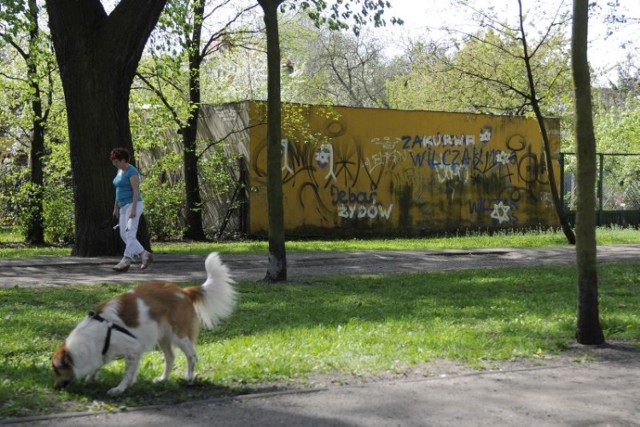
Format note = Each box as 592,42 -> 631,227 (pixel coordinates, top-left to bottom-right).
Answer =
110,147 -> 153,272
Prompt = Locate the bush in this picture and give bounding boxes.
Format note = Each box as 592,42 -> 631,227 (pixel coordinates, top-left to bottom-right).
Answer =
0,157 -> 27,226
9,181 -> 74,244
12,182 -> 43,240
43,184 -> 75,244
142,180 -> 185,241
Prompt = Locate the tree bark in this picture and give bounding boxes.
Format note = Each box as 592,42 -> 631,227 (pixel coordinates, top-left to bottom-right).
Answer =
45,0 -> 165,256
530,104 -> 575,245
182,0 -> 207,241
26,90 -> 45,245
258,0 -> 287,281
25,0 -> 45,245
571,0 -> 605,345
182,128 -> 206,241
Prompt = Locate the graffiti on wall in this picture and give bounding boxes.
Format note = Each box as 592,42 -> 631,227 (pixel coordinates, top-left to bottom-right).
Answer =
249,105 -> 559,234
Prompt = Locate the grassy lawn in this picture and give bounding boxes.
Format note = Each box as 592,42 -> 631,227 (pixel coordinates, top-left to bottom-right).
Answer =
1,226 -> 639,258
1,262 -> 639,419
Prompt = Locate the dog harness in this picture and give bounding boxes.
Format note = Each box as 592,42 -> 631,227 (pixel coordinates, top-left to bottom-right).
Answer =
88,311 -> 137,355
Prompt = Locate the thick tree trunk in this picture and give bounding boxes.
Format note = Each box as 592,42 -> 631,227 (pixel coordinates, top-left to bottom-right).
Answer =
259,0 -> 287,281
571,0 -> 605,345
45,0 -> 166,256
65,72 -> 134,256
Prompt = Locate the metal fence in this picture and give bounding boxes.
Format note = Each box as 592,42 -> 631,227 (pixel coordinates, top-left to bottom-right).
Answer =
560,152 -> 640,227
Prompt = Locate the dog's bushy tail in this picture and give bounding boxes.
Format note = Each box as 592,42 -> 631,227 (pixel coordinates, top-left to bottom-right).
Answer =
189,252 -> 236,329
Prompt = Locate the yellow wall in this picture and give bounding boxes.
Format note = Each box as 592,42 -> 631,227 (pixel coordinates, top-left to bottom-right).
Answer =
248,102 -> 560,236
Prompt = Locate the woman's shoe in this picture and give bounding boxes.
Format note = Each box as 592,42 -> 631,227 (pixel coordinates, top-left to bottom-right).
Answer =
113,257 -> 132,272
141,251 -> 153,270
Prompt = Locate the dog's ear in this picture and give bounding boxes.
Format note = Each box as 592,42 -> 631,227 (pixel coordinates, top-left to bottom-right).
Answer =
52,344 -> 75,390
52,343 -> 73,370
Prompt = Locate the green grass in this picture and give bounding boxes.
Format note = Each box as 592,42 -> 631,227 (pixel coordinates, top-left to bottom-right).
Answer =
156,226 -> 640,254
1,262 -> 639,419
1,226 -> 639,258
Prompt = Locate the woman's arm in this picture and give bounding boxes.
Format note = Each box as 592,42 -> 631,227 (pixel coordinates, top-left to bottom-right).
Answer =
129,174 -> 141,218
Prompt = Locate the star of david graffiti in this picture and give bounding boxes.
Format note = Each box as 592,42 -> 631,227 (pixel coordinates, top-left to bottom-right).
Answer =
490,201 -> 511,223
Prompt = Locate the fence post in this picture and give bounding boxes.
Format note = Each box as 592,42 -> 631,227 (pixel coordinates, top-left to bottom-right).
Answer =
598,152 -> 604,226
559,152 -> 565,211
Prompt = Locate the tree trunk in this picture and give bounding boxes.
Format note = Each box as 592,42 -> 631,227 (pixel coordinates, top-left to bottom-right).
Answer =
182,125 -> 206,241
531,107 -> 576,245
571,0 -> 605,345
258,0 -> 287,281
25,0 -> 45,245
517,0 -> 575,245
45,0 -> 166,256
182,0 -> 206,241
26,93 -> 45,245
64,70 -> 134,257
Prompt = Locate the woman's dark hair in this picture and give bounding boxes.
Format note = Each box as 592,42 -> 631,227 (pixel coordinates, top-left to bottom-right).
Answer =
110,147 -> 130,162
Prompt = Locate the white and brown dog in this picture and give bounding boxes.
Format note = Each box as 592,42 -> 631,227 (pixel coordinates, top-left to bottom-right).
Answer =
52,252 -> 236,395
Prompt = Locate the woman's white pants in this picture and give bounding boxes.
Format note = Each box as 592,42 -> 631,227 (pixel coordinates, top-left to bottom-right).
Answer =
118,201 -> 145,259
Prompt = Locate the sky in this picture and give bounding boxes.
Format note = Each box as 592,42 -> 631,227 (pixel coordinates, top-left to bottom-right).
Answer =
379,0 -> 640,84
103,0 -> 638,84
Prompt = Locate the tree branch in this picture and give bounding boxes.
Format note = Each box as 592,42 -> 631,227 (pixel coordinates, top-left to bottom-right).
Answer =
135,72 -> 183,130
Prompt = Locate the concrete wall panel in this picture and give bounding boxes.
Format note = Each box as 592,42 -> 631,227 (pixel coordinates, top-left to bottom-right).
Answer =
246,102 -> 560,237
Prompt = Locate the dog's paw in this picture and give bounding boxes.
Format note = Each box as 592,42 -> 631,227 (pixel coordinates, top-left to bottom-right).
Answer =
107,386 -> 126,396
181,373 -> 198,385
85,373 -> 99,383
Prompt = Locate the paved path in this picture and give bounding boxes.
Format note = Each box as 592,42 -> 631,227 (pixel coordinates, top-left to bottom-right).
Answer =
1,244 -> 640,287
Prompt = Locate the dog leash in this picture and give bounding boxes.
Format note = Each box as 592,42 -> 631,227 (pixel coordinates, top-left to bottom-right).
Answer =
88,311 -> 137,355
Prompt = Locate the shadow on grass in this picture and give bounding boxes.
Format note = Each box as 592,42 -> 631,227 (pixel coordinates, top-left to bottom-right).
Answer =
68,375 -> 242,406
0,358 -> 245,419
